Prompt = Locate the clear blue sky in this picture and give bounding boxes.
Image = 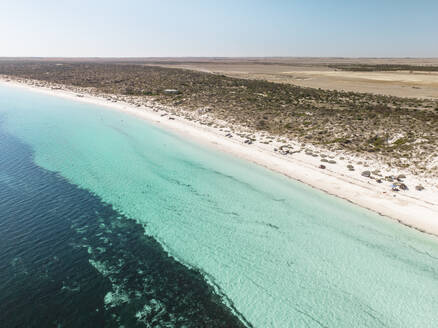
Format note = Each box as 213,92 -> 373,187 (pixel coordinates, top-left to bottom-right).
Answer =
1,0 -> 437,57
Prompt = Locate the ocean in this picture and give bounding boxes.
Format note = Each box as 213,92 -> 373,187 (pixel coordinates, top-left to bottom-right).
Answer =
1,85 -> 437,327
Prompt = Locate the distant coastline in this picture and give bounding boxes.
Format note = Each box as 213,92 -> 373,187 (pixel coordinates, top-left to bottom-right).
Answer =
1,77 -> 438,237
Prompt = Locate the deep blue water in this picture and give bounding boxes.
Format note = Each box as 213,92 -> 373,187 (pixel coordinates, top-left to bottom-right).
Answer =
0,119 -> 246,327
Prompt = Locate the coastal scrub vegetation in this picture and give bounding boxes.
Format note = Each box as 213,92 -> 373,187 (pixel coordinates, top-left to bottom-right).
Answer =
1,61 -> 437,174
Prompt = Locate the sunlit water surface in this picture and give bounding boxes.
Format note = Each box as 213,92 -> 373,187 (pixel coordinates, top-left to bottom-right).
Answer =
1,85 -> 437,327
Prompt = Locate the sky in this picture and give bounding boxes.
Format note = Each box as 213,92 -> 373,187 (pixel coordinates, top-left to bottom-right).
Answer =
0,0 -> 437,58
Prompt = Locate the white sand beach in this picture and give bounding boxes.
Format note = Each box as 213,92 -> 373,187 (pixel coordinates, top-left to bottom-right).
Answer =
1,77 -> 438,236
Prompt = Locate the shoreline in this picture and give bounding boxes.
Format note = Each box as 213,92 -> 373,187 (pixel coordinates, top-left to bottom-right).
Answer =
1,78 -> 438,237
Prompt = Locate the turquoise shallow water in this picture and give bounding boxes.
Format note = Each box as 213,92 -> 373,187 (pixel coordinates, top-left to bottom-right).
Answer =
0,124 -> 245,327
1,85 -> 438,327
